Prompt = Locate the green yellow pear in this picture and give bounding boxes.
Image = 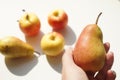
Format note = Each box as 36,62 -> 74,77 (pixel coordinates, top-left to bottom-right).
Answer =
0,36 -> 34,58
73,12 -> 106,72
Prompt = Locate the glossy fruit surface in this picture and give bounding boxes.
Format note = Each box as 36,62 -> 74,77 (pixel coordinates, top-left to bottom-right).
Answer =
40,32 -> 65,56
48,9 -> 68,30
19,12 -> 40,37
0,36 -> 34,58
73,12 -> 106,72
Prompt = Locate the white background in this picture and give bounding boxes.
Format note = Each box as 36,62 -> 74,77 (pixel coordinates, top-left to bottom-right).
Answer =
0,0 -> 120,80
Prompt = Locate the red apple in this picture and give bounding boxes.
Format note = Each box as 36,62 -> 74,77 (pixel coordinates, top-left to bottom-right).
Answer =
19,12 -> 41,37
48,9 -> 68,30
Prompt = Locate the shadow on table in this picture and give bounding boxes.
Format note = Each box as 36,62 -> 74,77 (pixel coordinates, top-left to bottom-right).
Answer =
53,25 -> 76,46
25,31 -> 44,56
5,55 -> 38,76
46,50 -> 64,74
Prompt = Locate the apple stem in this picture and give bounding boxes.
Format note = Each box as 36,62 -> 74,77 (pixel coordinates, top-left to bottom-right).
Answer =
26,14 -> 29,20
22,9 -> 29,20
95,12 -> 102,25
50,35 -> 56,41
54,11 -> 59,17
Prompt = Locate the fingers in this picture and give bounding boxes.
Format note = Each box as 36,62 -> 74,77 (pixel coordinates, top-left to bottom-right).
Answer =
106,70 -> 116,80
104,42 -> 110,53
95,51 -> 114,80
62,47 -> 74,80
62,47 -> 74,66
104,51 -> 114,71
86,71 -> 96,80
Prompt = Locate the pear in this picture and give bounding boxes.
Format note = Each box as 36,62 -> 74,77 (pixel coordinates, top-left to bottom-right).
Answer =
0,36 -> 34,58
73,12 -> 106,72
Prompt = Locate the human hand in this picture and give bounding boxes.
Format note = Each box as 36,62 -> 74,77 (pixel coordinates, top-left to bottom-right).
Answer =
62,42 -> 116,80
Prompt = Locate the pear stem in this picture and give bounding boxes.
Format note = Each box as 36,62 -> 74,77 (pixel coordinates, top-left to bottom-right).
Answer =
95,12 -> 102,24
34,51 -> 41,56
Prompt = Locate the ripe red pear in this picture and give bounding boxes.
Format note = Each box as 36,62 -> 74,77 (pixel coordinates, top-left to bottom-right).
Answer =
73,12 -> 106,72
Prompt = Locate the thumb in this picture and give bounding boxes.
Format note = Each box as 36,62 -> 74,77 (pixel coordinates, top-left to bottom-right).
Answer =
62,47 -> 75,66
62,47 -> 89,80
104,42 -> 110,53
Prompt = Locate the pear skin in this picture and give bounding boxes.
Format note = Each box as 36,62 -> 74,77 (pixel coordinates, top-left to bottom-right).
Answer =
73,12 -> 106,72
0,36 -> 34,58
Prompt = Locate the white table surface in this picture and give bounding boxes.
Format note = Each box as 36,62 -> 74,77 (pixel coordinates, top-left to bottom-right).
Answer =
0,0 -> 120,80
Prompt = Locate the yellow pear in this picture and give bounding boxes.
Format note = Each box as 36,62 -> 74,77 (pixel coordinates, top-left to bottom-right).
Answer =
0,36 -> 34,58
73,12 -> 106,72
